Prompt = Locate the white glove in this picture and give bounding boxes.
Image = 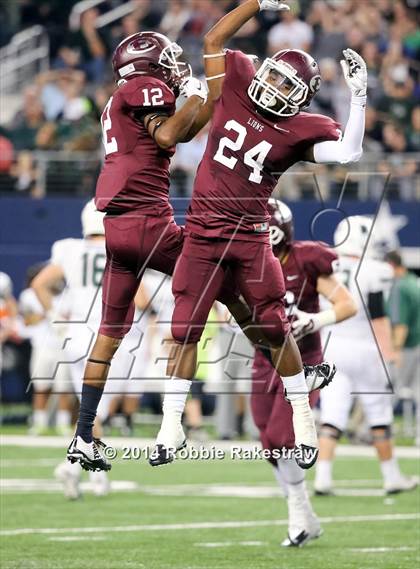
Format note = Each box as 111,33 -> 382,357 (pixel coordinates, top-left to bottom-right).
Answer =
340,48 -> 367,98
258,0 -> 290,11
292,308 -> 336,341
179,77 -> 207,103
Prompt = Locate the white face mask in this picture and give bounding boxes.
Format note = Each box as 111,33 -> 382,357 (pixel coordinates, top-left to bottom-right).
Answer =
159,42 -> 191,82
248,57 -> 309,117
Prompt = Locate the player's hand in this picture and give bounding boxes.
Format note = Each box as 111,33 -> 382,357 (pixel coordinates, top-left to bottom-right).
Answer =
179,77 -> 207,103
258,0 -> 290,11
340,48 -> 367,98
291,309 -> 318,341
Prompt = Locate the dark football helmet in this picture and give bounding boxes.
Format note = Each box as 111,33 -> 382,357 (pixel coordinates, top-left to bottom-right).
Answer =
112,31 -> 191,92
248,49 -> 321,117
267,198 -> 294,254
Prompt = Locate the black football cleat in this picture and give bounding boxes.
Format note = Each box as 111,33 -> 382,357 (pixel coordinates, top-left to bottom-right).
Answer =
304,362 -> 336,391
281,526 -> 323,547
67,436 -> 112,472
314,488 -> 334,497
281,530 -> 310,547
149,440 -> 187,467
294,444 -> 319,470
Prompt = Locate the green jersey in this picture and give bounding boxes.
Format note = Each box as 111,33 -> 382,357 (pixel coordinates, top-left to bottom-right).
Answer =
388,272 -> 420,348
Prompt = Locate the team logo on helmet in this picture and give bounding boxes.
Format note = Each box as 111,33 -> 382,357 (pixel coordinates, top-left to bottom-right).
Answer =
267,198 -> 294,251
112,31 -> 191,92
309,75 -> 322,93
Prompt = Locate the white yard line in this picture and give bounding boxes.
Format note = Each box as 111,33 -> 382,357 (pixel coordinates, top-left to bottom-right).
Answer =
0,458 -> 59,467
1,513 -> 418,537
1,435 -> 419,459
350,547 -> 416,553
0,479 -> 138,493
195,541 -> 265,548
0,479 -> 400,497
48,536 -> 106,542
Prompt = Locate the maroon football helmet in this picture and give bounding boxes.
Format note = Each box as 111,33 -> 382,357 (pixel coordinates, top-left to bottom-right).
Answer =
248,49 -> 321,117
267,198 -> 294,254
112,31 -> 191,92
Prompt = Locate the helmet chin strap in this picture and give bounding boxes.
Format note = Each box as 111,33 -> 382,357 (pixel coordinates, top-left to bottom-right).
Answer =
260,89 -> 277,108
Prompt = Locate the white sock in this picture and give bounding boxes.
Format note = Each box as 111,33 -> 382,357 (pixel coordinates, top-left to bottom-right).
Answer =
162,378 -> 192,421
273,465 -> 288,497
282,370 -> 308,401
67,460 -> 82,476
315,459 -> 333,489
89,470 -> 108,484
380,458 -> 401,485
33,410 -> 48,429
278,456 -> 305,485
56,410 -> 71,428
285,475 -> 317,535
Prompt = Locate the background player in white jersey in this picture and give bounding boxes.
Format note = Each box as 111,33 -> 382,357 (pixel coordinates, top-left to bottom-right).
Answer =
314,216 -> 417,495
19,264 -> 72,435
0,272 -> 18,376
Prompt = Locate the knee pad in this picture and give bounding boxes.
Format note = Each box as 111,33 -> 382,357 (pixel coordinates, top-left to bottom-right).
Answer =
99,301 -> 135,339
370,425 -> 392,441
256,304 -> 290,345
319,423 -> 342,441
171,322 -> 203,345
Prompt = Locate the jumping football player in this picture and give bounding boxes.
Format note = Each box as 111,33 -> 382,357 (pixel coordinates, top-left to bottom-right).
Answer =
152,0 -> 367,467
251,199 -> 356,547
314,216 -> 418,496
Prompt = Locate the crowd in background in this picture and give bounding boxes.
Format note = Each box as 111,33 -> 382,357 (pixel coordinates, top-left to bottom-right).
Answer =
0,0 -> 419,198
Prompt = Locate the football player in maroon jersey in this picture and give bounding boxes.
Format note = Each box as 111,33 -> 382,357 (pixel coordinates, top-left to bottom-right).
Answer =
66,31 -> 215,470
67,30 -> 332,472
251,199 -> 357,547
151,0 -> 366,466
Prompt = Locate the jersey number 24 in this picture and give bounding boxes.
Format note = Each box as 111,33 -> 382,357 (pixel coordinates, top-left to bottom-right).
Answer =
214,120 -> 272,184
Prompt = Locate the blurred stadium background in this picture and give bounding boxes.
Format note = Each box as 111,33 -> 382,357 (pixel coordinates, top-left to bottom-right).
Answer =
0,2 -> 419,567
0,0 -> 420,569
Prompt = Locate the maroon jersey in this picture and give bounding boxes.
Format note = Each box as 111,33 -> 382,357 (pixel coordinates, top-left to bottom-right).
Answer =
95,76 -> 176,214
282,240 -> 337,360
187,50 -> 341,241
254,240 -> 337,372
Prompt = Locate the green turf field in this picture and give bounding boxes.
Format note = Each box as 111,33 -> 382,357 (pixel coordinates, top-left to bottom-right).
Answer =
1,441 -> 419,569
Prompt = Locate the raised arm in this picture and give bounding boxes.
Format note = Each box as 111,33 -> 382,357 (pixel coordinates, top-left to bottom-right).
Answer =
146,2 -> 290,146
306,49 -> 367,164
143,78 -> 208,149
203,0 -> 290,100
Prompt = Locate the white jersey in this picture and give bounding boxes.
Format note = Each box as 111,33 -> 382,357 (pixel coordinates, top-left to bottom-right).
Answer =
19,288 -> 60,348
325,255 -> 393,343
51,238 -> 106,326
0,272 -> 12,301
321,255 -> 394,429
